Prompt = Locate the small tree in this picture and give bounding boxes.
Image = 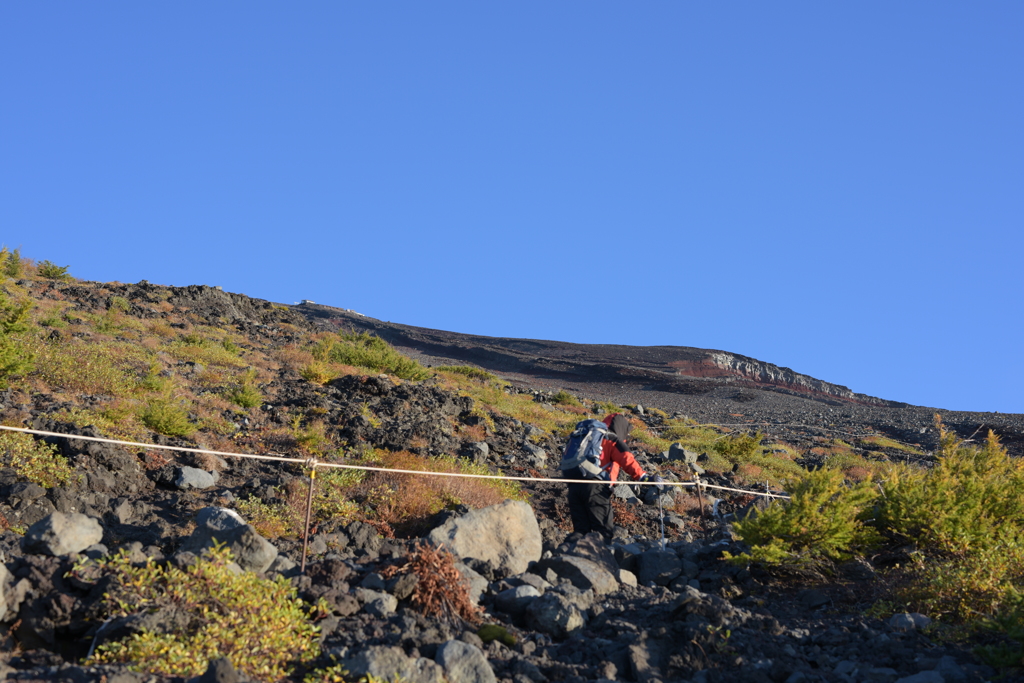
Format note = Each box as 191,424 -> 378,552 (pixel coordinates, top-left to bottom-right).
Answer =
36,260 -> 71,280
0,293 -> 33,387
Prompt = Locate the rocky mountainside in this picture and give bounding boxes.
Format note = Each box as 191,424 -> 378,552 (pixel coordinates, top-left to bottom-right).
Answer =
0,273 -> 1019,683
295,302 -> 1024,459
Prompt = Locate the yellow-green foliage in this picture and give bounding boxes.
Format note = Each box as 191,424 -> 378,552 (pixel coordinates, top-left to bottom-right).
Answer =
436,371 -> 580,438
225,371 -> 262,409
859,434 -> 925,456
312,331 -> 430,381
0,292 -> 33,386
877,428 -> 1024,620
0,430 -> 75,488
167,333 -> 248,368
32,338 -> 149,396
139,397 -> 194,438
436,365 -> 499,382
729,468 -> 880,565
551,390 -> 582,407
90,545 -> 322,681
36,260 -> 71,280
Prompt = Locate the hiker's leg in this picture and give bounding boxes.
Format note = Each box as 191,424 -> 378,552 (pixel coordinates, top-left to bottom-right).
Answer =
588,485 -> 615,540
567,483 -> 592,534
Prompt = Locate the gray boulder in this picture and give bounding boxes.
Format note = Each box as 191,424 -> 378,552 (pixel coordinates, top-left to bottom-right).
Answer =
495,585 -> 541,617
889,612 -> 932,631
175,466 -> 218,490
342,645 -> 444,683
428,500 -> 542,577
524,592 -> 585,638
635,550 -> 682,586
436,640 -> 496,683
454,561 -> 488,603
353,588 -> 398,618
533,555 -> 618,595
21,512 -> 103,556
179,510 -> 277,573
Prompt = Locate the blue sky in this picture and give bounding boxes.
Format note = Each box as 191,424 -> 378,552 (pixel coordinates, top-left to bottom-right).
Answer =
2,3 -> 1022,413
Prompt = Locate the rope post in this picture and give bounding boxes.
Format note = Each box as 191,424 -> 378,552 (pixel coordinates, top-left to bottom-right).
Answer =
300,458 -> 319,574
695,473 -> 706,519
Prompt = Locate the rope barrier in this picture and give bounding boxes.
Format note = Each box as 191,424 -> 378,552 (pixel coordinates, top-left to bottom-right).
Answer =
0,424 -> 789,499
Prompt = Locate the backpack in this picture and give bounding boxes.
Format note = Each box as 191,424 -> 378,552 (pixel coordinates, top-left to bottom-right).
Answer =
559,419 -> 610,481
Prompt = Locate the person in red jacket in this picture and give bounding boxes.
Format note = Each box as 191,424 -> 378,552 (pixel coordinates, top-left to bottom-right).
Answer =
566,413 -> 660,540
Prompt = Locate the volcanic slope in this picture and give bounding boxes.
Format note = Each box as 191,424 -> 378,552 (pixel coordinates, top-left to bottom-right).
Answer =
0,272 -> 1017,683
296,302 -> 1024,459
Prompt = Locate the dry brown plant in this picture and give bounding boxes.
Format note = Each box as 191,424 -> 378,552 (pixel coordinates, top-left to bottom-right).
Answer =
383,542 -> 481,625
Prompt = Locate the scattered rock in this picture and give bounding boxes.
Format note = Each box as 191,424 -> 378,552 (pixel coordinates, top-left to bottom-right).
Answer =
436,639 -> 496,683
889,612 -> 932,631
342,645 -> 444,683
428,500 -> 542,577
21,512 -> 103,556
174,466 -> 218,490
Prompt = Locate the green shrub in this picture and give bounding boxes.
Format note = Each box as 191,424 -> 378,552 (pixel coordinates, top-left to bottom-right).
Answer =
36,260 -> 71,280
437,365 -> 499,382
0,293 -> 33,387
89,544 -> 323,681
3,248 -> 22,278
877,427 -> 1024,621
313,331 -> 430,381
225,381 -> 262,409
139,398 -> 194,437
552,390 -> 582,407
728,468 -> 881,565
0,431 -> 75,488
32,338 -> 146,396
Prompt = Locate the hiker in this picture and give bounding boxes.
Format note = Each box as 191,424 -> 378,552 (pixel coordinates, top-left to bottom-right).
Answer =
562,413 -> 663,540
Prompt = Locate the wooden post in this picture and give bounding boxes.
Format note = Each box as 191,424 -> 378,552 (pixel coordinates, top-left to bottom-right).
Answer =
300,461 -> 318,573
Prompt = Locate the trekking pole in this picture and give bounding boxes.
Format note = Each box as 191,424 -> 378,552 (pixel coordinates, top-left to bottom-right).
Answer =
300,458 -> 319,573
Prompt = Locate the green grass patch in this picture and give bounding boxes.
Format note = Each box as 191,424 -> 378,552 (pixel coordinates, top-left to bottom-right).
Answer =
859,434 -> 926,456
436,365 -> 500,382
311,331 -> 430,381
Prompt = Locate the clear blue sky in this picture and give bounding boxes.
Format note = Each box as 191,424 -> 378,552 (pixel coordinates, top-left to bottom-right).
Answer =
3,3 -> 1022,413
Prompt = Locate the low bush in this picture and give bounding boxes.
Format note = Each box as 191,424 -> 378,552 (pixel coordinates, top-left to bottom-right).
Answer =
139,397 -> 194,438
312,331 -> 430,381
0,430 -> 75,488
225,377 -> 262,409
728,468 -> 881,565
436,365 -> 499,382
89,544 -> 323,681
878,426 -> 1024,621
552,390 -> 582,407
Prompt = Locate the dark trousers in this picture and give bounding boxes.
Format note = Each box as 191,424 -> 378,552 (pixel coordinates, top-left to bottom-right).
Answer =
567,482 -> 614,538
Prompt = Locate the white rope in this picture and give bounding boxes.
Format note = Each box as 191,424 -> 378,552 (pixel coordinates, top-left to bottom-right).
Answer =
0,424 -> 790,499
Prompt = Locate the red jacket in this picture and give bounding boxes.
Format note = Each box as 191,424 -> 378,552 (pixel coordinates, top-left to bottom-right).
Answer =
600,414 -> 646,482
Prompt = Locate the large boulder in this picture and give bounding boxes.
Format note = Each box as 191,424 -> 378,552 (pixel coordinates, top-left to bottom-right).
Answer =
427,500 -> 541,577
179,507 -> 277,573
21,512 -> 103,556
342,645 -> 444,683
436,640 -> 496,683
